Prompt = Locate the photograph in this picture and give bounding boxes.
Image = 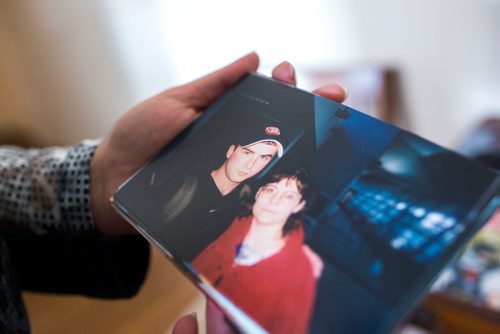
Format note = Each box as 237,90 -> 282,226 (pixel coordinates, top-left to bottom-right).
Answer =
114,74 -> 499,333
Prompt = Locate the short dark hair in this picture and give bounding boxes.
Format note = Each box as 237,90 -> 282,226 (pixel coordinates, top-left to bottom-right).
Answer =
240,163 -> 314,236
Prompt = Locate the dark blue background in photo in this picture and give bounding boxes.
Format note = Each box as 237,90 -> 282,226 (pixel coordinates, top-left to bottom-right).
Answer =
115,74 -> 498,334
308,98 -> 400,333
301,98 -> 497,333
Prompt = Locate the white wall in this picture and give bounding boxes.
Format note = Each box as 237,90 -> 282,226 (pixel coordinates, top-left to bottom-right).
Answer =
0,1 -> 134,144
102,0 -> 359,101
1,0 -> 500,147
348,0 -> 500,146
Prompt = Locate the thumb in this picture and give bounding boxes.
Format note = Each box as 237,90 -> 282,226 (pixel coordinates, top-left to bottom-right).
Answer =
174,52 -> 259,109
172,313 -> 198,334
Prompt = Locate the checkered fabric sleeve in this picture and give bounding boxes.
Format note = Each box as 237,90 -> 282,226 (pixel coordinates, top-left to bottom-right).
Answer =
0,140 -> 98,235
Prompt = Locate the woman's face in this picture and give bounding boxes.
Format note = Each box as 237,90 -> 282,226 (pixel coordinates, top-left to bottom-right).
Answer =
252,177 -> 305,227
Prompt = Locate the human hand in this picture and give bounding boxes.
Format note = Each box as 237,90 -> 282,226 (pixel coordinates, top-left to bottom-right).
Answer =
172,300 -> 238,334
90,53 -> 347,235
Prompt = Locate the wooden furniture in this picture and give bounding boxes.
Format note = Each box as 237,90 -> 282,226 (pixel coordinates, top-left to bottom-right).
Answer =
412,293 -> 500,334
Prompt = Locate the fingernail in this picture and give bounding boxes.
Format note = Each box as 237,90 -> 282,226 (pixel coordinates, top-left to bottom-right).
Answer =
243,51 -> 258,60
187,312 -> 197,319
342,86 -> 349,100
289,63 -> 296,82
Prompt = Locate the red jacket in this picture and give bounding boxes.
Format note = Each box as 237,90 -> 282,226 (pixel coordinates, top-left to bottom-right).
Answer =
192,216 -> 316,334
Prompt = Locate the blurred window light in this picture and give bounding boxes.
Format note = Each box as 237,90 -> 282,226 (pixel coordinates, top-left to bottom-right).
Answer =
410,207 -> 426,218
101,0 -> 359,99
395,202 -> 407,210
442,217 -> 456,229
391,237 -> 406,250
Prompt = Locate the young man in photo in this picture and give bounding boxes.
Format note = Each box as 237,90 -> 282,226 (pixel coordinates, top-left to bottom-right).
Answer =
148,120 -> 287,261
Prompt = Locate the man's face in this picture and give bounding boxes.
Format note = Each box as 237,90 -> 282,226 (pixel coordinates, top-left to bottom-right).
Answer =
252,177 -> 305,226
224,142 -> 278,183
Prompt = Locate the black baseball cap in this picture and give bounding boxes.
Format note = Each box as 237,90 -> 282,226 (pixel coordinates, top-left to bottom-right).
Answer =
236,116 -> 288,158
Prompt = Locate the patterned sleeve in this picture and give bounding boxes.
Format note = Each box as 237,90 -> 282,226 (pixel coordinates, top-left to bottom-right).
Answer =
0,140 -> 98,235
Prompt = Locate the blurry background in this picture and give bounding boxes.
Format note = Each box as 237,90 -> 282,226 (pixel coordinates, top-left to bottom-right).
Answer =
1,0 -> 500,333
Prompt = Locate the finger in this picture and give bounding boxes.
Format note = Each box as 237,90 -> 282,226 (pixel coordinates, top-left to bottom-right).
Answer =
172,313 -> 198,334
176,52 -> 259,109
271,61 -> 296,86
312,83 -> 347,103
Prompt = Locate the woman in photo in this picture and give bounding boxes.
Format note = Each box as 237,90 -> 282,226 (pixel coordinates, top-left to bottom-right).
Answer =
192,165 -> 318,334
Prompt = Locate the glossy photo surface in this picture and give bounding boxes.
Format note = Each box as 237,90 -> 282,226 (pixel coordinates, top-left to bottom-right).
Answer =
114,74 -> 499,334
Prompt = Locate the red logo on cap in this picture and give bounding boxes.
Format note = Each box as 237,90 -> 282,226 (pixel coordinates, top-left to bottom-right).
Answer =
265,126 -> 280,136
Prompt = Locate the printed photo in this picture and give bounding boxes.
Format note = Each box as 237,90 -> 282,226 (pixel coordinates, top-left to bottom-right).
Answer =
114,74 -> 499,334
